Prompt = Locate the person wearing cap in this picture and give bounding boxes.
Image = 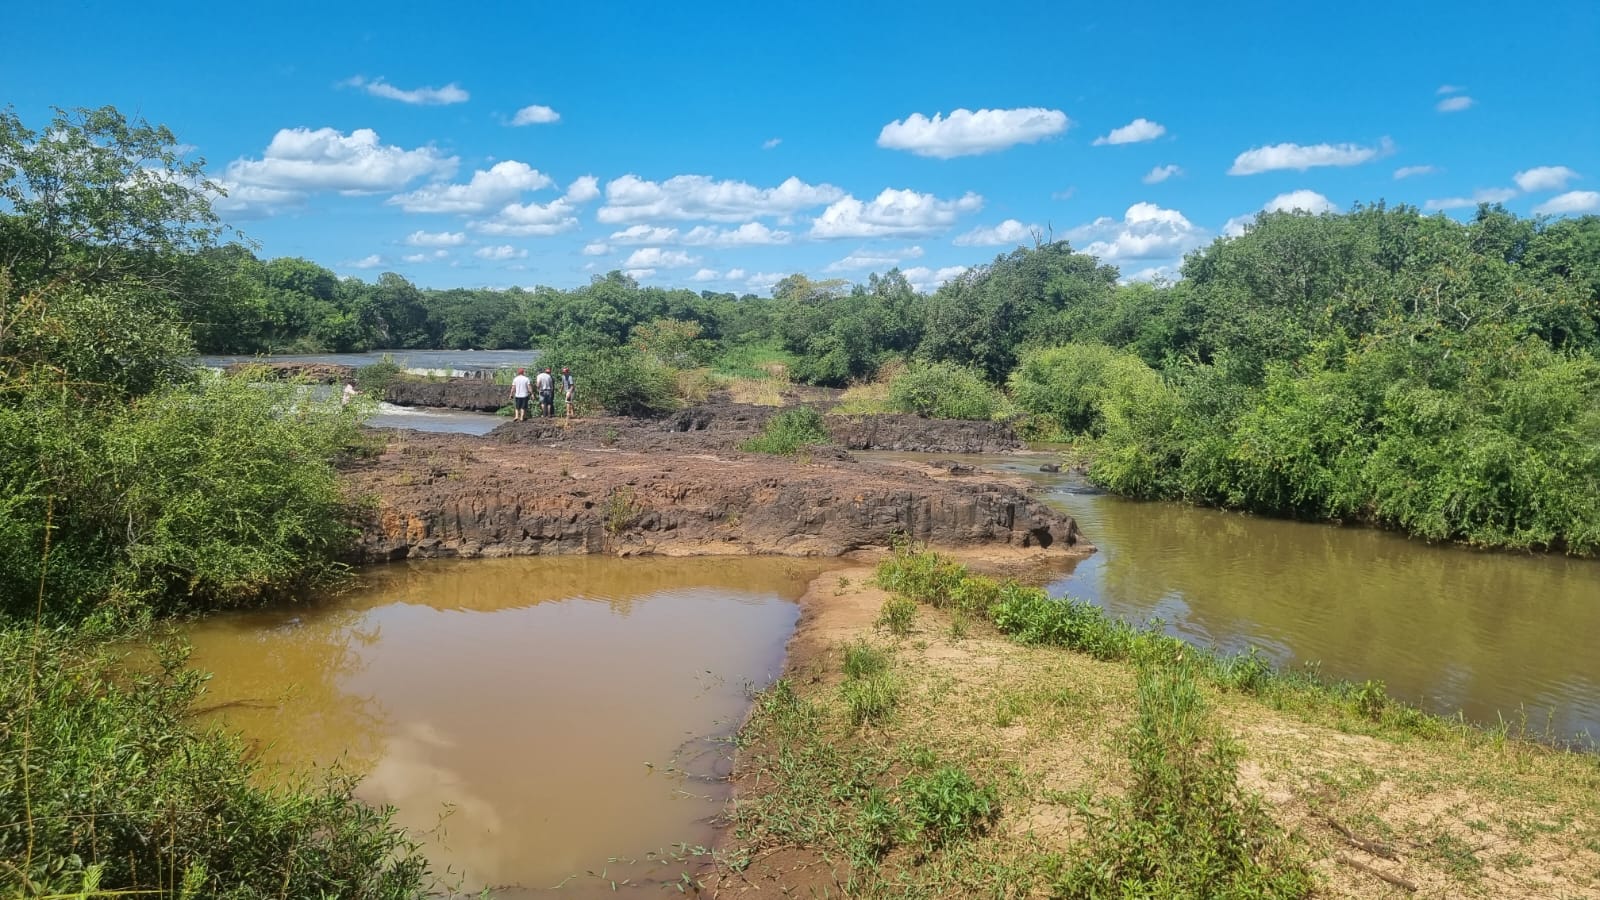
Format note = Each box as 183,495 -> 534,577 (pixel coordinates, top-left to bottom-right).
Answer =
510,368 -> 532,421
535,366 -> 555,418
561,367 -> 576,418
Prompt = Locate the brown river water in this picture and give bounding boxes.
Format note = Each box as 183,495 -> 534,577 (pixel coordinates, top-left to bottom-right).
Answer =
862,450 -> 1600,745
184,555 -> 832,896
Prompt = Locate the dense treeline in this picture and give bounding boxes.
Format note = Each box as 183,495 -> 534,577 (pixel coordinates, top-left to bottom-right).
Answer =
197,199 -> 1600,553
2,106 -> 428,895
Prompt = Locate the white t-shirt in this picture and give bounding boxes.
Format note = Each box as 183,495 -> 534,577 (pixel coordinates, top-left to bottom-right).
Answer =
512,374 -> 532,398
535,371 -> 554,392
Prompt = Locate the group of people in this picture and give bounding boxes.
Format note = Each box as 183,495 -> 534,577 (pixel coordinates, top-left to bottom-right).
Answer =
510,366 -> 575,421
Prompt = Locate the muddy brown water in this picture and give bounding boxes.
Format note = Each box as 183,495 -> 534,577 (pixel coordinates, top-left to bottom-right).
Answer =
183,555 -> 832,896
863,450 -> 1600,744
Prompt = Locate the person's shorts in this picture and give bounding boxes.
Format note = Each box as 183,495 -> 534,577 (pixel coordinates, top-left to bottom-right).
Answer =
540,390 -> 554,404
514,396 -> 529,411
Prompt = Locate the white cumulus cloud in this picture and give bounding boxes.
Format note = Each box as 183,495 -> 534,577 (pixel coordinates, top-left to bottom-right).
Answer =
681,222 -> 793,246
691,268 -> 721,281
762,138 -> 782,150
1094,118 -> 1166,146
474,245 -> 528,260
344,76 -> 469,106
1394,165 -> 1438,179
1143,164 -> 1183,184
1223,190 -> 1339,236
624,268 -> 656,280
1533,191 -> 1600,216
624,247 -> 700,269
598,174 -> 844,223
725,268 -> 747,280
1228,138 -> 1392,175
226,127 -> 457,195
346,254 -> 385,269
953,219 -> 1037,247
472,197 -> 581,236
810,188 -> 983,239
1423,188 -> 1518,211
1067,202 -> 1207,261
745,271 -> 786,291
389,161 -> 553,213
610,225 -> 680,244
564,175 -> 600,203
581,241 -> 610,256
510,104 -> 560,125
825,251 -> 905,273
401,249 -> 449,263
404,230 -> 466,247
1437,95 -> 1475,113
877,107 -> 1069,158
901,265 -> 970,293
1514,166 -> 1579,193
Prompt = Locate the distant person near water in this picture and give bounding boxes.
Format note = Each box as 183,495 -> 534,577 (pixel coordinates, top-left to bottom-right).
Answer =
510,368 -> 532,421
536,367 -> 555,418
342,382 -> 360,405
561,367 -> 575,418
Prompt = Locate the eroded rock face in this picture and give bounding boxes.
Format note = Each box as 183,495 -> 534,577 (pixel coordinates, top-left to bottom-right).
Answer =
383,378 -> 509,412
343,432 -> 1084,562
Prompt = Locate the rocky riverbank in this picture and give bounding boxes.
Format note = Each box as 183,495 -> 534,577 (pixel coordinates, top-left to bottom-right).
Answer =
341,428 -> 1082,562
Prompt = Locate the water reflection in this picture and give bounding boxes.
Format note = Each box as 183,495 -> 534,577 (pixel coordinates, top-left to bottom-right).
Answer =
860,451 -> 1600,743
185,556 -> 830,895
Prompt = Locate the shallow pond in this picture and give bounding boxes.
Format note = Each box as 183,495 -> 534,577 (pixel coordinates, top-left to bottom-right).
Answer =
862,451 -> 1600,745
185,555 -> 831,896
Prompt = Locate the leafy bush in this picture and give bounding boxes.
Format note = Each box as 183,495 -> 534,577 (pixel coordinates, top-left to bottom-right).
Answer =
901,766 -> 998,846
0,629 -> 428,898
547,345 -> 677,417
1,373 -> 364,624
989,588 -> 1136,660
1008,343 -> 1125,435
886,361 -> 1004,420
741,405 -> 829,455
354,354 -> 403,393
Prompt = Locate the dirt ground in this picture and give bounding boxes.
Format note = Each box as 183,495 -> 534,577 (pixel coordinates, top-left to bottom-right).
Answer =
716,555 -> 1600,898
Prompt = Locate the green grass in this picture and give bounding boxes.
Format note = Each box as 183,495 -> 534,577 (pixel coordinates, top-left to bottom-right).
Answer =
876,595 -> 917,636
740,406 -> 829,455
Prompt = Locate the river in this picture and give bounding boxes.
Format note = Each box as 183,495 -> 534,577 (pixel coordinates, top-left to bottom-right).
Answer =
859,451 -> 1600,745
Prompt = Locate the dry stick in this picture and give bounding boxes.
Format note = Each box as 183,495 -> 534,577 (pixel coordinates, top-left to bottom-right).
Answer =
1335,853 -> 1418,893
1314,809 -> 1399,859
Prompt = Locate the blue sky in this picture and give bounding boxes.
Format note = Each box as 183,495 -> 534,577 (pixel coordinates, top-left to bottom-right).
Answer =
6,0 -> 1598,293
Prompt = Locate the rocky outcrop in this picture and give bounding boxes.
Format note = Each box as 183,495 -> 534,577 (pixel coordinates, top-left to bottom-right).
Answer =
825,414 -> 1022,453
343,432 -> 1085,562
383,377 -> 509,412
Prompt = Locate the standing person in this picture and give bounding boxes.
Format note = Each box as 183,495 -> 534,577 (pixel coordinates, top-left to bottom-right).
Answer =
341,381 -> 361,406
561,366 -> 576,418
536,366 -> 555,418
510,368 -> 532,421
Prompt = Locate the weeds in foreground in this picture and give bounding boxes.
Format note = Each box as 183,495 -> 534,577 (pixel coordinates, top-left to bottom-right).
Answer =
876,595 -> 917,636
0,630 -> 429,898
1055,663 -> 1313,898
840,640 -> 900,726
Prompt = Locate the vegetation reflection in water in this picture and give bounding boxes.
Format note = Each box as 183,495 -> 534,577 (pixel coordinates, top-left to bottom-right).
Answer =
866,451 -> 1600,744
183,555 -> 831,896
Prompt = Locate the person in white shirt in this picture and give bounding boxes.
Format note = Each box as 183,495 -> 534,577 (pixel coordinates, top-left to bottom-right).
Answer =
535,367 -> 555,418
561,367 -> 576,418
510,368 -> 532,421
